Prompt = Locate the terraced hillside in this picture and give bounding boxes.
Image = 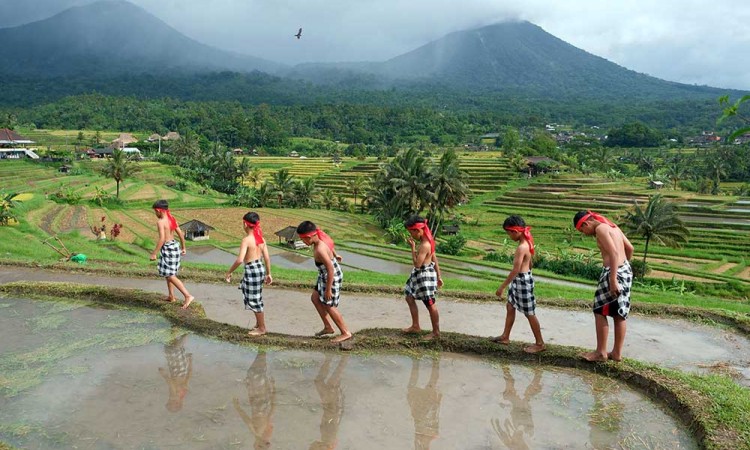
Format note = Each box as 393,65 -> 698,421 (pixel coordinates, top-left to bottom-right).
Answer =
467,173 -> 750,284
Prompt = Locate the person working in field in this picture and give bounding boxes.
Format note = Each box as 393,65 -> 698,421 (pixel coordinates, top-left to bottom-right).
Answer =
150,199 -> 194,309
492,214 -> 545,353
225,211 -> 273,336
296,220 -> 352,343
573,210 -> 634,362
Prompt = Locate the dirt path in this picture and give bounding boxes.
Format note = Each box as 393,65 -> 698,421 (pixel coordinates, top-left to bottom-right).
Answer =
1,267 -> 748,384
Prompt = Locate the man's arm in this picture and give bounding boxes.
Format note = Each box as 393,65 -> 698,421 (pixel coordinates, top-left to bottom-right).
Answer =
413,240 -> 431,268
261,243 -> 273,284
622,232 -> 635,261
496,246 -> 524,298
225,239 -> 249,282
319,246 -> 335,300
176,226 -> 187,255
431,252 -> 443,287
151,221 -> 167,260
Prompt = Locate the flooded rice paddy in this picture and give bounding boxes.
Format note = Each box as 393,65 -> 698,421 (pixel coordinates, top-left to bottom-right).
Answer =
0,297 -> 696,449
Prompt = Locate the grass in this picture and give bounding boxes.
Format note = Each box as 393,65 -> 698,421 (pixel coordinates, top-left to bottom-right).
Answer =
0,282 -> 747,450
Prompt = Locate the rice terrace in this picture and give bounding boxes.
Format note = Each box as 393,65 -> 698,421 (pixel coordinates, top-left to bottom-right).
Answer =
1,1 -> 750,449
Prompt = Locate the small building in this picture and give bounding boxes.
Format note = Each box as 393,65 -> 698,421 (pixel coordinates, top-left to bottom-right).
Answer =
110,133 -> 138,149
163,131 -> 181,141
180,220 -> 215,241
0,148 -> 39,159
232,148 -> 244,155
442,224 -> 460,235
289,150 -> 299,158
147,133 -> 161,142
58,165 -> 72,173
522,156 -> 559,176
649,180 -> 664,190
93,148 -> 114,158
274,226 -> 307,249
0,128 -> 34,147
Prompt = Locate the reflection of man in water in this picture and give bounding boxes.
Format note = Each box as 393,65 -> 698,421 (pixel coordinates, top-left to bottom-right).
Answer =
158,333 -> 193,412
407,357 -> 442,450
491,367 -> 542,450
310,353 -> 348,450
587,377 -> 624,449
234,351 -> 276,450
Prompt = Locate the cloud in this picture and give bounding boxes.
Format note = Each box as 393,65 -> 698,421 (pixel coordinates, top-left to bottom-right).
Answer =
2,0 -> 749,89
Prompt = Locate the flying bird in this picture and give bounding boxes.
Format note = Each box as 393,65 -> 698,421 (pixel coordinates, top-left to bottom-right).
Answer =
294,28 -> 302,39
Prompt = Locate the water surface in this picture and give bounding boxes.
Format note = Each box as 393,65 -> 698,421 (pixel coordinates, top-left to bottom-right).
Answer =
0,297 -> 696,449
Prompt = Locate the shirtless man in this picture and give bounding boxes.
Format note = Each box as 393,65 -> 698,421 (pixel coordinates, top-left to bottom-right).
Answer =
574,210 -> 634,362
150,199 -> 194,309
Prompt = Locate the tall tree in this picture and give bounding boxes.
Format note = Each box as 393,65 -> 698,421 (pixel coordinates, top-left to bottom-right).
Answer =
622,194 -> 689,266
345,175 -> 368,209
100,149 -> 141,198
271,168 -> 295,207
664,155 -> 687,190
429,149 -> 470,234
0,192 -> 20,226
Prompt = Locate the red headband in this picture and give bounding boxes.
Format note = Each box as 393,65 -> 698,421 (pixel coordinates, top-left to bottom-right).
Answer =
575,211 -> 616,231
298,228 -> 335,251
406,220 -> 435,255
504,225 -> 535,255
154,208 -> 177,231
243,220 -> 265,244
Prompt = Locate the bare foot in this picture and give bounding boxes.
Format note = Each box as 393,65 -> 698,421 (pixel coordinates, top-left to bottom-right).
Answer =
248,329 -> 266,337
524,344 -> 546,354
164,296 -> 176,303
331,333 -> 352,343
402,326 -> 421,334
181,296 -> 195,310
314,328 -> 335,338
607,352 -> 622,362
490,335 -> 510,344
580,351 -> 608,362
422,334 -> 439,341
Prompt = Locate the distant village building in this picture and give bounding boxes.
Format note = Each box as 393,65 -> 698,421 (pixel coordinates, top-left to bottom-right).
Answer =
232,148 -> 244,155
180,220 -> 215,241
0,129 -> 38,159
274,226 -> 307,249
147,133 -> 161,142
110,133 -> 138,149
289,150 -> 299,158
688,131 -> 722,146
733,132 -> 750,145
58,165 -> 72,173
649,180 -> 664,190
163,131 -> 180,141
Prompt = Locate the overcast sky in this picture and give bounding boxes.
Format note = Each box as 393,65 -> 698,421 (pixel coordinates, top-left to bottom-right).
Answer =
3,0 -> 749,89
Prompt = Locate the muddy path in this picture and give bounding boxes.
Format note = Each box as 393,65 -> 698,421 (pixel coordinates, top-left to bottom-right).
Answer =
1,266 -> 748,385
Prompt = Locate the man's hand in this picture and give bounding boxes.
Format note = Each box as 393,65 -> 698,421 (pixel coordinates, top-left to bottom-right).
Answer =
437,277 -> 444,288
495,287 -> 505,299
407,237 -> 416,250
265,274 -> 273,285
225,273 -> 232,283
150,252 -> 157,261
181,249 -> 186,255
325,288 -> 333,301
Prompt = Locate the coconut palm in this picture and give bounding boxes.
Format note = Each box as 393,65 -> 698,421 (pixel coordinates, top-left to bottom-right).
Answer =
429,149 -> 470,235
292,178 -> 318,208
664,156 -> 687,190
622,194 -> 689,266
170,132 -> 200,163
321,189 -> 336,210
388,147 -> 432,214
704,152 -> 728,194
345,175 -> 368,209
99,149 -> 141,198
255,182 -> 274,208
247,167 -> 262,187
271,168 -> 295,207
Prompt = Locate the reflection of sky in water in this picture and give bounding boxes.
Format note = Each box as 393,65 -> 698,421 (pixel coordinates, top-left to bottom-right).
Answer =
0,298 -> 696,449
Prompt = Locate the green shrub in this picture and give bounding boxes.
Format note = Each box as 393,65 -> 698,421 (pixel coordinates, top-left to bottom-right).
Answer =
630,259 -> 650,279
437,234 -> 467,256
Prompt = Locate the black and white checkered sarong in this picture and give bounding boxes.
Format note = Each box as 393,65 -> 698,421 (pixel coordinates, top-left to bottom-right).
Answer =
164,338 -> 189,378
593,262 -> 633,319
508,271 -> 536,315
316,259 -> 343,307
240,259 -> 266,312
404,262 -> 438,306
157,240 -> 181,277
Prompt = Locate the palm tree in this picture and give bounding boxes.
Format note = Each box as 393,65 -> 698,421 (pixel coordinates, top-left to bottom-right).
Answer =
170,132 -> 200,163
247,167 -> 262,187
664,156 -> 687,190
236,157 -> 252,185
622,194 -> 689,266
429,149 -> 470,235
704,153 -> 728,194
293,178 -> 318,208
321,189 -> 335,210
255,182 -> 274,208
0,192 -> 20,226
345,175 -> 368,209
271,168 -> 295,207
388,147 -> 432,214
100,149 -> 141,198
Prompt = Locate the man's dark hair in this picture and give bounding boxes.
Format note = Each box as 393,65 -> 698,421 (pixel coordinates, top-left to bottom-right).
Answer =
573,211 -> 588,228
404,215 -> 426,228
244,212 -> 260,224
152,199 -> 169,210
296,220 -> 317,234
503,215 -> 526,228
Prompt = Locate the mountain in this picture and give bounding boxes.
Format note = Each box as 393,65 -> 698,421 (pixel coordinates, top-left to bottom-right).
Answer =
292,21 -> 723,99
0,0 -> 283,76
